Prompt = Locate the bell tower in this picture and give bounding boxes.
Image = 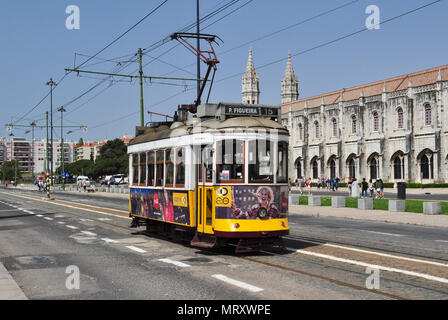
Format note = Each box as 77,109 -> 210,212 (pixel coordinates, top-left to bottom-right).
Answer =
281,51 -> 299,103
242,48 -> 260,104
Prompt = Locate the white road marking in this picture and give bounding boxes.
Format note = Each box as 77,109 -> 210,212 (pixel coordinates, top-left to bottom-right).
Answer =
365,230 -> 404,237
23,210 -> 35,214
285,237 -> 448,268
126,245 -> 146,253
36,214 -> 43,217
44,217 -> 54,221
435,240 -> 448,243
290,248 -> 448,284
211,274 -> 264,293
158,258 -> 191,268
54,215 -> 65,218
98,217 -> 112,221
80,218 -> 94,222
81,231 -> 97,236
57,222 -> 65,224
66,225 -> 78,230
101,238 -> 119,244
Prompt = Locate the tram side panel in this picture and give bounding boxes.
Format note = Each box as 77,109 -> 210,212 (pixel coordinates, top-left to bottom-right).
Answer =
130,187 -> 196,228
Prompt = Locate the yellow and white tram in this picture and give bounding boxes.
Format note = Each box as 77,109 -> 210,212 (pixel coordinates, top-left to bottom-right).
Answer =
128,102 -> 289,253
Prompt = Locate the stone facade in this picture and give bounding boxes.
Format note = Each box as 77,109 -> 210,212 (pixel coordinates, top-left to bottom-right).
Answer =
280,65 -> 448,184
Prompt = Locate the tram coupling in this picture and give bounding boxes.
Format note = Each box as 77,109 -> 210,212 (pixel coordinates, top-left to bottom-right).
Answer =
130,217 -> 147,228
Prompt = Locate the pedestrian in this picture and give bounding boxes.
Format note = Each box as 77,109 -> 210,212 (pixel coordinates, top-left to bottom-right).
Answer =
378,178 -> 384,199
335,177 -> 340,191
295,177 -> 299,189
307,178 -> 312,196
347,176 -> 353,197
298,176 -> 304,195
368,179 -> 374,197
82,178 -> 87,192
317,177 -> 322,189
361,178 -> 368,198
107,178 -> 111,192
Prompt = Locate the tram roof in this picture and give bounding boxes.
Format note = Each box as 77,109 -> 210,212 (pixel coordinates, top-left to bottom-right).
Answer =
129,103 -> 288,146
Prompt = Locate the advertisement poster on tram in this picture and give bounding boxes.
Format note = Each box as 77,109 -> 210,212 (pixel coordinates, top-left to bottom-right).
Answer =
215,185 -> 288,220
130,188 -> 190,225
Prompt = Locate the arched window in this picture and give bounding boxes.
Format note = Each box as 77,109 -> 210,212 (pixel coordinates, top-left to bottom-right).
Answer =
373,111 -> 379,132
332,118 -> 337,137
420,154 -> 434,179
312,159 -> 319,179
397,107 -> 404,129
394,156 -> 402,180
351,115 -> 357,134
298,123 -> 303,140
348,158 -> 356,179
296,161 -> 302,178
370,157 -> 378,180
329,159 -> 336,179
424,104 -> 432,126
314,121 -> 320,139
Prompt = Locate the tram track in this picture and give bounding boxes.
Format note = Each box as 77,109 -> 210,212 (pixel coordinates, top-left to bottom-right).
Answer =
2,189 -> 448,299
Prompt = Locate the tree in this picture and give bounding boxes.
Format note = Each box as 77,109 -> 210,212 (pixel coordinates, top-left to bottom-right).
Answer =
1,160 -> 20,181
76,138 -> 84,147
97,139 -> 127,161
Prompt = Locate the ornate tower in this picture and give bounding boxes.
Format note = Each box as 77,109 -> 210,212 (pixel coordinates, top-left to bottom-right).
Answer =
281,52 -> 299,103
242,48 -> 260,104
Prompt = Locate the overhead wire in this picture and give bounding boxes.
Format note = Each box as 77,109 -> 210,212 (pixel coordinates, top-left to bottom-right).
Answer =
11,0 -> 169,126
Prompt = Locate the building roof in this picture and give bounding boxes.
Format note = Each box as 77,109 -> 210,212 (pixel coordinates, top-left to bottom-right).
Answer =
281,64 -> 448,114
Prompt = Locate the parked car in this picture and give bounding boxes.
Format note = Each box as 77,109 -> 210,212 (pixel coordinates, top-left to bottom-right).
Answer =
100,175 -> 114,185
112,174 -> 128,185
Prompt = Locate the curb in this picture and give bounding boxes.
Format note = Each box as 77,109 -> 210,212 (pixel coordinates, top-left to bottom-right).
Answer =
0,262 -> 27,300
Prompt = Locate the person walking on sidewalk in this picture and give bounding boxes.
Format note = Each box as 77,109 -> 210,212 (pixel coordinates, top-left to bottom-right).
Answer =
347,176 -> 353,197
298,176 -> 304,195
361,178 -> 369,198
307,178 -> 312,196
368,179 -> 374,197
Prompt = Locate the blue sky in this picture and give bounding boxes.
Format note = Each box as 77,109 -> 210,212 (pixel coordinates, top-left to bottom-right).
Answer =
1,0 -> 447,142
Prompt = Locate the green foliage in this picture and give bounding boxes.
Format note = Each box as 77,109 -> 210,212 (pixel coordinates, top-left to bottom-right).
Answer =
76,138 -> 84,147
1,160 -> 20,181
56,138 -> 128,180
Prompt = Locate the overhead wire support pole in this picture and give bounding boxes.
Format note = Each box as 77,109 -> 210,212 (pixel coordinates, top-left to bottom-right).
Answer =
138,48 -> 144,126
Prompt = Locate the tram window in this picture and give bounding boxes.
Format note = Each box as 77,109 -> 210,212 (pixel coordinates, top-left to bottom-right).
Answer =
205,148 -> 214,182
147,151 -> 155,186
175,148 -> 185,187
132,154 -> 139,186
156,150 -> 164,186
165,149 -> 174,187
277,141 -> 288,183
216,140 -> 244,183
248,140 -> 273,183
140,153 -> 147,186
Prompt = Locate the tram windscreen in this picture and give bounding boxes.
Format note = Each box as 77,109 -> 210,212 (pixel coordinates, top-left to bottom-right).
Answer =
216,140 -> 244,182
248,140 -> 273,183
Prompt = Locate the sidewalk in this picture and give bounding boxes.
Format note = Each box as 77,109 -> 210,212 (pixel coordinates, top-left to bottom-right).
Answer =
290,186 -> 448,195
289,204 -> 448,228
0,263 -> 27,300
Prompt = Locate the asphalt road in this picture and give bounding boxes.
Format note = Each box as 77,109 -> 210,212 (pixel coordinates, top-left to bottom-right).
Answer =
0,187 -> 447,301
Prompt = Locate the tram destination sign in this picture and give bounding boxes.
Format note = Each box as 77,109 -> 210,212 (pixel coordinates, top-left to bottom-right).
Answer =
223,105 -> 279,117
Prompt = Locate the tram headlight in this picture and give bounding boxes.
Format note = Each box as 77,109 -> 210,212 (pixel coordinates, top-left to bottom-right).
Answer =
234,223 -> 240,229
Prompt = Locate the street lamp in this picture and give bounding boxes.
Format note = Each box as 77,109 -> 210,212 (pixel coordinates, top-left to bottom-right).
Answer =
30,121 -> 36,183
46,78 -> 57,185
58,106 -> 66,190
9,132 -> 17,186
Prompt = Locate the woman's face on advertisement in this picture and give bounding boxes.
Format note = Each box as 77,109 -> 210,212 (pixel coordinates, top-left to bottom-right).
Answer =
260,189 -> 270,203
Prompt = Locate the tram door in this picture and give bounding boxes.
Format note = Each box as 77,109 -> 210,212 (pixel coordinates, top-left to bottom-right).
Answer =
197,147 -> 214,234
